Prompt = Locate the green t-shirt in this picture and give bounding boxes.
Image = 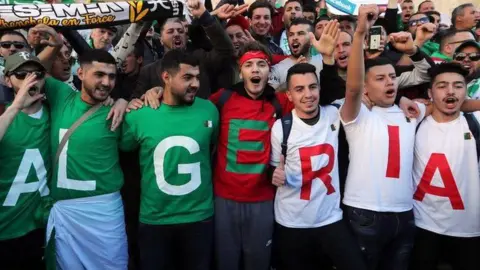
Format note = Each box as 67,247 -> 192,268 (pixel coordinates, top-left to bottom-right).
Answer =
121,98 -> 219,225
0,104 -> 50,240
45,77 -> 123,201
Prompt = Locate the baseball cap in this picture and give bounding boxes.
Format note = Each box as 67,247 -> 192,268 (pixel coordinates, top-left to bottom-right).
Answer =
455,40 -> 480,53
226,15 -> 250,31
4,51 -> 45,75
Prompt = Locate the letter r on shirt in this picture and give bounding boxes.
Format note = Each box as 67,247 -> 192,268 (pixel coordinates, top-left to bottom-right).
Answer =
299,144 -> 336,201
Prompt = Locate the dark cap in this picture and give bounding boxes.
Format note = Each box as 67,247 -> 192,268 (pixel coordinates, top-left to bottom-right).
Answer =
455,40 -> 480,53
4,51 -> 45,75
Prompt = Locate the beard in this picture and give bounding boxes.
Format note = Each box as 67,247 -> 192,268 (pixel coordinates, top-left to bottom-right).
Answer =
171,87 -> 197,106
291,42 -> 311,58
84,83 -> 111,103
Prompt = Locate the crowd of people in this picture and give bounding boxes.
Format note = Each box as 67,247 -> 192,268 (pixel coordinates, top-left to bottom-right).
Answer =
0,0 -> 479,270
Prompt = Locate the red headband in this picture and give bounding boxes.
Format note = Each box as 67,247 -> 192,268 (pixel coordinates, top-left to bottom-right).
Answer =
239,51 -> 271,67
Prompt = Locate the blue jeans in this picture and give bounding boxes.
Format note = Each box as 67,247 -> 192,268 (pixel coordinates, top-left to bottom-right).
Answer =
345,206 -> 415,270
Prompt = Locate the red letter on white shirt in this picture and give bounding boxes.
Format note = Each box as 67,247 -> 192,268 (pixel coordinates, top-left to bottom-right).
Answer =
386,125 -> 400,178
299,144 -> 335,201
413,153 -> 465,210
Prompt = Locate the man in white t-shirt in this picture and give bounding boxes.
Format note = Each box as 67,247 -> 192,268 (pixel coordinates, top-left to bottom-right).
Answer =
270,63 -> 366,270
339,5 -> 426,270
410,63 -> 480,270
269,18 -> 323,90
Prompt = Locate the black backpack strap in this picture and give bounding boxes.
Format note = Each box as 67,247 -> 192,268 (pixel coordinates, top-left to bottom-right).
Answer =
464,113 -> 480,162
415,117 -> 426,134
281,112 -> 293,158
271,95 -> 283,119
216,89 -> 233,112
330,103 -> 341,109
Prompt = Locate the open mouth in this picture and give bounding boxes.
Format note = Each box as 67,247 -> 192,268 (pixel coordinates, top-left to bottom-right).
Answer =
386,89 -> 396,96
463,64 -> 472,70
173,39 -> 182,47
404,14 -> 411,19
29,86 -> 38,96
251,77 -> 261,84
338,55 -> 348,61
445,97 -> 458,104
291,43 -> 300,50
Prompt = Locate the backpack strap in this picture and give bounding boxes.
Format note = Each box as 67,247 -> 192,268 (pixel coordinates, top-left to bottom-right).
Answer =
216,89 -> 233,112
281,112 -> 293,158
271,95 -> 283,120
415,117 -> 426,134
464,113 -> 480,162
330,103 -> 341,109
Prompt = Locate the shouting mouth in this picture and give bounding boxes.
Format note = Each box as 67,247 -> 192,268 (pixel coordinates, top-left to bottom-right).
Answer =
250,76 -> 262,85
444,97 -> 458,109
385,89 -> 396,98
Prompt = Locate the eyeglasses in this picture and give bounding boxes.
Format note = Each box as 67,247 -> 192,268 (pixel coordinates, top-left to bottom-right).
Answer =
0,41 -> 26,49
454,52 -> 480,61
8,71 -> 45,80
409,17 -> 430,27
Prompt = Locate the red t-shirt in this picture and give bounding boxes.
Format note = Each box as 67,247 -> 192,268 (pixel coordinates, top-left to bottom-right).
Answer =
209,89 -> 293,202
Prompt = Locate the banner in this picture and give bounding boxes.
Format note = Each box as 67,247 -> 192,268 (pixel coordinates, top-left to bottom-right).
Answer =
326,0 -> 401,16
0,0 -> 185,30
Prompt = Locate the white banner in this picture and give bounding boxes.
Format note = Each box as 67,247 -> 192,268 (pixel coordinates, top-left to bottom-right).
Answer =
326,0 -> 401,16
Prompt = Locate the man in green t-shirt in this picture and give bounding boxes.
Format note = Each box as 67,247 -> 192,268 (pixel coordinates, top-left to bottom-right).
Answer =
44,49 -> 128,269
0,52 -> 50,270
121,49 -> 219,270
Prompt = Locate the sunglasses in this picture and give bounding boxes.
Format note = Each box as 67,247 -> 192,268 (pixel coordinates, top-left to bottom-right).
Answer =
409,17 -> 430,27
0,41 -> 26,49
454,52 -> 480,61
9,71 -> 46,80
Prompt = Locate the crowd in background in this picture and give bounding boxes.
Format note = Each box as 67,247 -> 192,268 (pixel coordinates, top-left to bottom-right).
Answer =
0,0 -> 480,270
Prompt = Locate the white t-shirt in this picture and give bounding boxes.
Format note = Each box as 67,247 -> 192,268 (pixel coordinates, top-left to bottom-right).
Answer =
268,54 -> 323,90
270,106 -> 343,228
340,103 -> 427,212
413,113 -> 480,237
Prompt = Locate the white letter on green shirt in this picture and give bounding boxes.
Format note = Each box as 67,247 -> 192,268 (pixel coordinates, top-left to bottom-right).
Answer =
154,136 -> 201,196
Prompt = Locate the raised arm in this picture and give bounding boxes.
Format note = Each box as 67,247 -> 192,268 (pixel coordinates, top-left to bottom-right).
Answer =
340,5 -> 379,122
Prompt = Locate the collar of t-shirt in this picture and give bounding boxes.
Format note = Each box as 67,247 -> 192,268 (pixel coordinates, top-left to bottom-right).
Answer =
299,110 -> 320,126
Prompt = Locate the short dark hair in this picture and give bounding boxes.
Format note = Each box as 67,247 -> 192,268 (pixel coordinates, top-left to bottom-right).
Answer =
303,4 -> 317,18
365,57 -> 393,73
285,0 -> 303,10
286,63 -> 318,87
247,0 -> 274,19
158,49 -> 199,87
78,49 -> 116,67
409,12 -> 428,22
428,62 -> 468,88
237,41 -> 272,64
402,0 -> 413,3
315,15 -> 331,26
425,10 -> 441,18
159,17 -> 183,33
0,30 -> 28,44
452,3 -> 474,27
418,0 -> 433,11
288,18 -> 314,32
439,28 -> 475,51
132,42 -> 144,58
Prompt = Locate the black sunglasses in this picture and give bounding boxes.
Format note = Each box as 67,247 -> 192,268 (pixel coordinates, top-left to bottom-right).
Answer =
409,17 -> 430,27
0,41 -> 26,50
9,71 -> 45,80
454,52 -> 480,62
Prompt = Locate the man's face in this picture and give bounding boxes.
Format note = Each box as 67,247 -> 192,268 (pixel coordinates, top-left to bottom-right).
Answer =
429,72 -> 466,117
365,64 -> 398,107
444,32 -> 475,57
339,20 -> 355,36
288,24 -> 311,58
250,8 -> 272,36
90,28 -> 115,50
459,6 -> 478,29
408,14 -> 429,35
27,28 -> 46,48
334,32 -> 352,69
453,46 -> 480,75
240,58 -> 270,97
314,20 -> 329,39
6,63 -> 45,96
165,64 -> 200,105
160,20 -> 187,51
51,44 -> 72,82
401,2 -> 415,23
0,34 -> 29,58
121,52 -> 142,76
226,25 -> 247,57
78,61 -> 116,103
283,2 -> 303,26
287,72 -> 319,116
419,1 -> 434,13
303,11 -> 316,24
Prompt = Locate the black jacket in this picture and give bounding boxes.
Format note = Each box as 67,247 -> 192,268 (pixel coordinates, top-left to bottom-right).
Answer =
132,12 -> 235,99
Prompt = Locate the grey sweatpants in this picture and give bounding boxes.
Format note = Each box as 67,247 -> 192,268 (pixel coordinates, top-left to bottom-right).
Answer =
214,197 -> 274,270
